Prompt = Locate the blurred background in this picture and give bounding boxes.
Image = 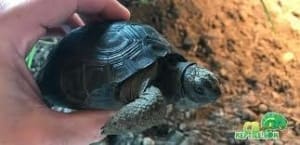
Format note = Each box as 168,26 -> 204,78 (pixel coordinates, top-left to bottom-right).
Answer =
28,0 -> 300,144
116,0 -> 300,144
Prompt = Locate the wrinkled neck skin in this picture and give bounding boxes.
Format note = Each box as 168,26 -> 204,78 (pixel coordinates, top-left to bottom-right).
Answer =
172,62 -> 207,110
156,61 -> 194,104
173,62 -> 195,99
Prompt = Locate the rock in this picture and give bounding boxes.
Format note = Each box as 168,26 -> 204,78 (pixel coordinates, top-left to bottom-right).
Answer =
51,106 -> 63,112
178,112 -> 185,120
198,138 -> 204,144
207,121 -> 215,126
282,51 -> 295,63
218,137 -> 227,142
179,138 -> 191,145
258,104 -> 268,113
179,123 -> 187,130
189,109 -> 196,116
191,130 -> 200,134
227,137 -> 236,145
293,123 -> 300,136
232,117 -> 241,124
241,108 -> 257,121
184,109 -> 196,120
220,68 -> 227,77
197,37 -> 213,57
166,104 -> 174,117
274,140 -> 284,145
185,111 -> 191,119
62,107 -> 74,113
182,37 -> 194,50
245,77 -> 257,89
285,98 -> 297,108
135,134 -> 144,145
166,130 -> 185,145
51,106 -> 74,113
245,95 -> 259,106
143,137 -> 155,145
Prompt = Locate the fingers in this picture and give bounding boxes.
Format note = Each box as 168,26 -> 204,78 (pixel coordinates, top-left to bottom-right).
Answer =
0,0 -> 130,56
46,13 -> 85,36
60,110 -> 115,143
36,0 -> 130,27
77,0 -> 130,20
68,13 -> 85,27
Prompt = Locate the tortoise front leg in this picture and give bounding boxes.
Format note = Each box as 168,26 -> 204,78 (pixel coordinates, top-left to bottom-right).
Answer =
102,86 -> 167,135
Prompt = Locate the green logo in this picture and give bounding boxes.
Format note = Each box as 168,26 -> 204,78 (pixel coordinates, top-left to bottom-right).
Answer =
234,112 -> 288,140
261,112 -> 288,131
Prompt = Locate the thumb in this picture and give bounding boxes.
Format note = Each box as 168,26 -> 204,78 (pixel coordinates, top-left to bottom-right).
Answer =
57,110 -> 115,144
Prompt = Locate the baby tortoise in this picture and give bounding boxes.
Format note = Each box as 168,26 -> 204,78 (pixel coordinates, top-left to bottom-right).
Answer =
37,22 -> 221,135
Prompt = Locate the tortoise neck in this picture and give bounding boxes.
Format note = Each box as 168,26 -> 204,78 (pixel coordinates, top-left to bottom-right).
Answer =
155,61 -> 195,103
174,62 -> 195,98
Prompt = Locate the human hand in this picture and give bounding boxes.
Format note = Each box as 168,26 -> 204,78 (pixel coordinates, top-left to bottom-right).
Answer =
0,0 -> 130,145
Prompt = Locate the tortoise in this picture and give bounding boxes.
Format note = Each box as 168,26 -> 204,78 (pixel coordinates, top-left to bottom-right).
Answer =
37,21 -> 221,135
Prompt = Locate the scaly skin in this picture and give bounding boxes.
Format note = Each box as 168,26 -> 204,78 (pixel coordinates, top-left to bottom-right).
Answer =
102,86 -> 166,135
182,64 -> 220,104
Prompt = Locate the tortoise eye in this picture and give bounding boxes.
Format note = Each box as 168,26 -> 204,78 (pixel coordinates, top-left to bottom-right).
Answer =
195,86 -> 205,95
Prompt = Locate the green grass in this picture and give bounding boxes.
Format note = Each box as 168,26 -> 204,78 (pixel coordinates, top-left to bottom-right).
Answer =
25,39 -> 58,69
25,45 -> 38,69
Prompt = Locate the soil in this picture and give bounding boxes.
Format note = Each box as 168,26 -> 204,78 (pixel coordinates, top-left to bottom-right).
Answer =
120,0 -> 300,144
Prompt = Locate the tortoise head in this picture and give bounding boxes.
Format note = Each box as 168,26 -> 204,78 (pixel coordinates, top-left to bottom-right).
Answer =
175,64 -> 221,109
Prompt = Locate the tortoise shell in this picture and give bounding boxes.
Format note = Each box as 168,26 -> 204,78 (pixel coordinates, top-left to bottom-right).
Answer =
38,22 -> 172,108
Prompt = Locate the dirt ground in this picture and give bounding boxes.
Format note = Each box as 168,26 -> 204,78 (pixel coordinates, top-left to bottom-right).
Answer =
121,0 -> 300,144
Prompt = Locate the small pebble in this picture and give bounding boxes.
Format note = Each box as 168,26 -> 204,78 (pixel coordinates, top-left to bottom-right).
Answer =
285,99 -> 297,108
185,111 -> 191,119
191,130 -> 200,134
245,95 -> 259,106
51,106 -> 63,112
62,108 -> 74,113
180,138 -> 191,145
258,104 -> 268,113
182,37 -> 194,50
293,123 -> 300,136
207,121 -> 215,126
218,137 -> 227,142
227,137 -> 236,145
242,108 -> 257,121
198,138 -> 204,144
178,112 -> 185,120
135,134 -> 144,145
282,51 -> 295,63
274,140 -> 284,145
143,137 -> 155,145
232,117 -> 241,124
189,109 -> 196,115
220,68 -> 227,77
166,104 -> 173,117
179,123 -> 187,130
167,130 -> 185,144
